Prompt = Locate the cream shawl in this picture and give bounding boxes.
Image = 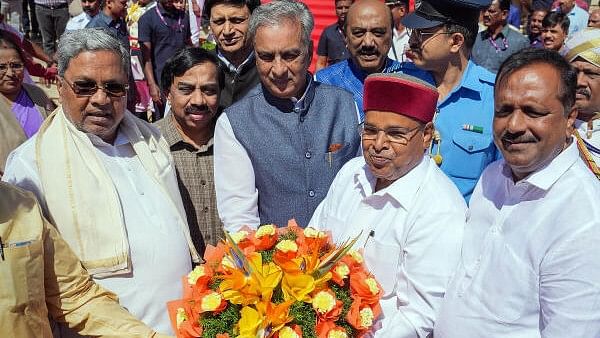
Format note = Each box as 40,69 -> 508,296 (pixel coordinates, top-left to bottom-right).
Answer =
35,107 -> 200,277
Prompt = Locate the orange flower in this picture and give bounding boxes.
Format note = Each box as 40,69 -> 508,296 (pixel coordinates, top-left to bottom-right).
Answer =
216,334 -> 230,338
311,289 -> 343,321
330,261 -> 350,286
349,272 -> 382,305
345,297 -> 381,331
193,290 -> 227,314
276,324 -> 303,338
316,320 -> 348,338
253,224 -> 278,250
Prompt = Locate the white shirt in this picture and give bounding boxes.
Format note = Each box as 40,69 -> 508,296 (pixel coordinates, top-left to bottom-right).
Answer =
435,142 -> 600,338
576,118 -> 600,165
66,12 -> 93,31
3,130 -> 192,335
309,156 -> 466,338
388,27 -> 410,62
213,113 -> 260,232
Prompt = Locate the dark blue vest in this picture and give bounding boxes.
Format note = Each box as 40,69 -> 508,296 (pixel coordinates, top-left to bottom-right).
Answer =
225,81 -> 360,227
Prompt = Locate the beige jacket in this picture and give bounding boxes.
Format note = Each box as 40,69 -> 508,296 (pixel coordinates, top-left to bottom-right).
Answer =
0,182 -> 171,338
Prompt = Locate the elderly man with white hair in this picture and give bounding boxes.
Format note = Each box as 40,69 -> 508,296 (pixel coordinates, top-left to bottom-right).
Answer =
563,28 -> 600,178
3,28 -> 200,336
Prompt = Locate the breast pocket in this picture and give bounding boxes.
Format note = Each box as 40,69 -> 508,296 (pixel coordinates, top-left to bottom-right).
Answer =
467,242 -> 538,323
0,239 -> 45,310
321,142 -> 357,171
446,130 -> 495,179
364,239 -> 402,297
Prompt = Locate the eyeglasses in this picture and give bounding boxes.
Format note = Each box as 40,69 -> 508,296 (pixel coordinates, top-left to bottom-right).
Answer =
359,123 -> 422,145
63,78 -> 129,97
0,62 -> 24,74
409,28 -> 452,45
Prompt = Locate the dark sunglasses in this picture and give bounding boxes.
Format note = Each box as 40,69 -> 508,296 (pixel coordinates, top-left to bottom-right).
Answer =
63,78 -> 129,97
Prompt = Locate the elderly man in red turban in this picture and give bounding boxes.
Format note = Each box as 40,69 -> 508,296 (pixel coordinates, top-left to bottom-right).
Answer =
309,73 -> 466,337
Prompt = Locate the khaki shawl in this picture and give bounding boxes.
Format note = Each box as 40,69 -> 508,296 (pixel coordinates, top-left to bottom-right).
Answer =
35,107 -> 200,277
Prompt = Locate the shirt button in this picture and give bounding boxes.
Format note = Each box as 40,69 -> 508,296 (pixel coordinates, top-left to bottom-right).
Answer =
468,145 -> 474,151
294,107 -> 300,113
200,179 -> 206,185
203,207 -> 209,212
305,151 -> 311,159
308,190 -> 315,197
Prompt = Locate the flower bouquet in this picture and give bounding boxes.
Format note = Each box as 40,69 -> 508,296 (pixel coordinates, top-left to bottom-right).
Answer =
167,220 -> 383,338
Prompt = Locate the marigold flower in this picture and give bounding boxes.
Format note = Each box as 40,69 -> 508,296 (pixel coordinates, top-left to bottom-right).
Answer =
230,230 -> 249,244
364,278 -> 380,295
175,307 -> 187,328
312,290 -> 336,314
331,262 -> 350,286
256,224 -> 276,238
348,250 -> 363,264
278,325 -> 301,338
188,266 -> 207,285
328,329 -> 348,338
200,291 -> 226,312
304,227 -> 326,238
276,239 -> 298,253
359,307 -> 374,328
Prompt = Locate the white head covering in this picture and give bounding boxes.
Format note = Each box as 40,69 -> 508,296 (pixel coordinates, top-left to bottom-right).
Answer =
562,28 -> 600,67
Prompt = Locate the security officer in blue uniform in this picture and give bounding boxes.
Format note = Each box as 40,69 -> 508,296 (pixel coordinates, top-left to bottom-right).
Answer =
402,0 -> 499,201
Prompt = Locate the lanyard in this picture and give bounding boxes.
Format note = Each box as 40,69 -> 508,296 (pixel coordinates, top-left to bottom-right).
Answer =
155,5 -> 184,32
489,35 -> 508,52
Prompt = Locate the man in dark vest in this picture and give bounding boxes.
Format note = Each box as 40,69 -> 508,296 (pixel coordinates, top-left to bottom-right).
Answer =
204,0 -> 261,109
214,0 -> 361,231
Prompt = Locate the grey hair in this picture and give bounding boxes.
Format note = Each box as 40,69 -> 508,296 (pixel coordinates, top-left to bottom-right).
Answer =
248,0 -> 314,53
57,28 -> 130,78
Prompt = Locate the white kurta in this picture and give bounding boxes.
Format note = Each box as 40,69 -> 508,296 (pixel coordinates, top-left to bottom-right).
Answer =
435,142 -> 600,338
309,156 -> 466,338
3,130 -> 192,335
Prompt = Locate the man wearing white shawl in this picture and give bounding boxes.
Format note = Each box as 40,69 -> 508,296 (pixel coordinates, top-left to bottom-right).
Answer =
562,28 -> 600,179
2,28 -> 200,336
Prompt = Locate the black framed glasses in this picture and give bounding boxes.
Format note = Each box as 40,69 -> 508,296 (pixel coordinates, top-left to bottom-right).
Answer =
63,78 -> 129,97
359,123 -> 422,145
0,62 -> 24,74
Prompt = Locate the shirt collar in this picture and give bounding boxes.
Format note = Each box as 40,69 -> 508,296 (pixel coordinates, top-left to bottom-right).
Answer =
457,60 -> 485,92
483,24 -> 511,39
87,126 -> 129,147
348,57 -> 397,82
502,140 -> 579,190
217,49 -> 255,74
263,75 -> 315,115
353,156 -> 430,210
161,114 -> 214,152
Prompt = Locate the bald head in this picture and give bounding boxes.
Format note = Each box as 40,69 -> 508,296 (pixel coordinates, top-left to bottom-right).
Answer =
345,0 -> 393,74
589,9 -> 600,28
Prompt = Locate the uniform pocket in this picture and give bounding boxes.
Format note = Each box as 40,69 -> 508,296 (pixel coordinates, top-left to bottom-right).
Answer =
0,239 -> 44,309
446,130 -> 494,179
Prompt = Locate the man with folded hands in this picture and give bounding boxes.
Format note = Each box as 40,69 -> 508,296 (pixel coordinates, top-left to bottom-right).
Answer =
309,73 -> 466,337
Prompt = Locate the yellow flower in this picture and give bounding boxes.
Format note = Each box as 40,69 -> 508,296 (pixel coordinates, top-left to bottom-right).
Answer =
365,278 -> 380,295
276,239 -> 298,253
278,326 -> 300,338
229,230 -> 249,244
187,266 -> 206,285
359,307 -> 374,328
312,291 -> 336,314
281,273 -> 315,302
334,263 -> 350,279
237,306 -> 263,338
255,224 -> 276,238
304,227 -> 326,238
175,307 -> 187,329
221,255 -> 235,269
328,329 -> 348,338
201,291 -> 223,312
348,250 -> 363,263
